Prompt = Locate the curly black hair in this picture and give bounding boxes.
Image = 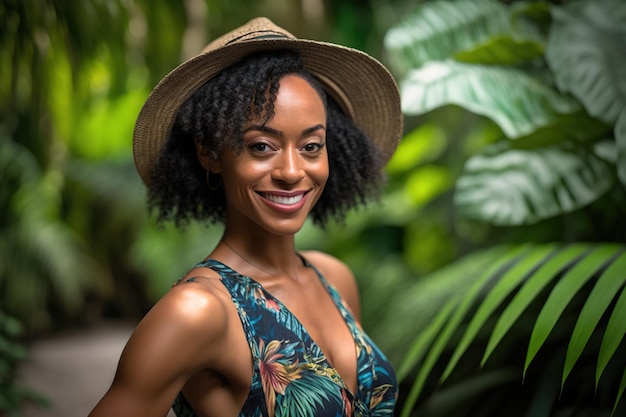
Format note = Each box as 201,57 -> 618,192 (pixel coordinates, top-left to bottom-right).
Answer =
148,49 -> 385,228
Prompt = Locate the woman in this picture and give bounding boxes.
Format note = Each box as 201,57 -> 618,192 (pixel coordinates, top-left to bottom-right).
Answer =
89,17 -> 403,417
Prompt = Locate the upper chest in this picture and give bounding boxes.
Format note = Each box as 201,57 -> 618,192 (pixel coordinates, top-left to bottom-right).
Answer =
225,266 -> 360,393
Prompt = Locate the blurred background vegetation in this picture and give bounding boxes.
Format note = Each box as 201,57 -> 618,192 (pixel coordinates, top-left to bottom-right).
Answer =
1,0 -> 625,416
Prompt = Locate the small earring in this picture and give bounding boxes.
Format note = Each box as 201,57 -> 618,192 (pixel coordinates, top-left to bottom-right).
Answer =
206,170 -> 222,191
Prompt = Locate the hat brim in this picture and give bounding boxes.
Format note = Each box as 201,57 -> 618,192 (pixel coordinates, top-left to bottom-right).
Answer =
133,38 -> 403,186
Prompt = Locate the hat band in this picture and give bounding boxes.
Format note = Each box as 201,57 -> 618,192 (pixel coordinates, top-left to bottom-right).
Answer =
225,30 -> 290,45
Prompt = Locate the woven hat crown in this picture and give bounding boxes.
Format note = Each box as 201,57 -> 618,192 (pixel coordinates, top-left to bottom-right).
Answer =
203,17 -> 297,50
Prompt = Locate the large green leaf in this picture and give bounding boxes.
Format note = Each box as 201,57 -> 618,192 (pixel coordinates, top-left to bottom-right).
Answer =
524,245 -> 623,376
399,60 -> 581,139
546,0 -> 626,126
545,0 -> 626,189
454,36 -> 544,65
563,250 -> 626,385
455,140 -> 615,225
384,0 -> 510,75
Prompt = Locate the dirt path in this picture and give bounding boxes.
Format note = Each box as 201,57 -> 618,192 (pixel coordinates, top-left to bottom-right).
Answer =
17,321 -> 175,417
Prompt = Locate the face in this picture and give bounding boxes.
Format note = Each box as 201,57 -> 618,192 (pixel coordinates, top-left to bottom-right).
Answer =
211,73 -> 329,236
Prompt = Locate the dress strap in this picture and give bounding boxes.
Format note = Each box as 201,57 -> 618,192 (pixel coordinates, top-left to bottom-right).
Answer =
193,259 -> 263,360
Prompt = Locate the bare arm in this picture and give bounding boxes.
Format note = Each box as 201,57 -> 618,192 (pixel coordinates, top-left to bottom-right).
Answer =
88,282 -> 229,417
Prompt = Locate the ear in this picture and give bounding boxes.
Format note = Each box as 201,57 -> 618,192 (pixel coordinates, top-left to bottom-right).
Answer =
195,140 -> 221,173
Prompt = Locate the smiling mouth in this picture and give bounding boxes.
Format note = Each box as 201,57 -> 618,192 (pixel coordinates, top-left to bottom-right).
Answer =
259,192 -> 305,205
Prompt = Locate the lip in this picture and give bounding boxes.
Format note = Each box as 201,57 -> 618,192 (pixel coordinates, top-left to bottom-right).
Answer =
257,190 -> 310,213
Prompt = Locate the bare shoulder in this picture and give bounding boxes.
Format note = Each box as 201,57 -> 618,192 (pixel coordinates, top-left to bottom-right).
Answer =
300,250 -> 361,319
118,267 -> 233,383
89,268 -> 232,416
133,267 -> 230,363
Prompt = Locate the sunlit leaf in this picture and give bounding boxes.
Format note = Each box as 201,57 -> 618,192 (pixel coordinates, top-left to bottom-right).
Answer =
72,90 -> 148,159
524,245 -> 623,377
386,123 -> 447,174
441,244 -> 555,381
404,165 -> 453,207
399,61 -> 581,139
482,244 -> 589,366
563,250 -> 626,385
455,140 -> 615,225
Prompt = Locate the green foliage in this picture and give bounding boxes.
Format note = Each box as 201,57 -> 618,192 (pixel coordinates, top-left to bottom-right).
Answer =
394,244 -> 626,417
386,0 -> 625,227
4,0 -> 625,416
0,311 -> 48,416
456,140 -> 616,225
383,0 -> 626,416
0,136 -> 98,332
0,0 -> 423,331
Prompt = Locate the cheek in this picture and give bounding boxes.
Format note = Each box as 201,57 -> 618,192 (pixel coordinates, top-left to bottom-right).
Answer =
224,159 -> 267,185
313,154 -> 330,186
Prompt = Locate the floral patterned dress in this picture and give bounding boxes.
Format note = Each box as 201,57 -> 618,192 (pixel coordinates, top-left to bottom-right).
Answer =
172,258 -> 397,417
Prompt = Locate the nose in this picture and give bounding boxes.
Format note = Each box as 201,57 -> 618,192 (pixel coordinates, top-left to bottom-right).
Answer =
272,147 -> 304,184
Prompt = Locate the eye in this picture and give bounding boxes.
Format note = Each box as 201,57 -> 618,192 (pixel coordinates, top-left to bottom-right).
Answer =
249,142 -> 272,153
302,142 -> 325,153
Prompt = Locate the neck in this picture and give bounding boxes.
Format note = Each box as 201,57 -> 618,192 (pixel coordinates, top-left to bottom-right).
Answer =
216,231 -> 302,280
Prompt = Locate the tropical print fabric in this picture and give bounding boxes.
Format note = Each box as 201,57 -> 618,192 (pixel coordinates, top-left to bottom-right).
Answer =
172,258 -> 397,417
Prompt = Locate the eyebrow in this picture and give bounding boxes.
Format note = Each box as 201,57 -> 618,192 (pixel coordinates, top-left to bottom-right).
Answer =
245,124 -> 326,137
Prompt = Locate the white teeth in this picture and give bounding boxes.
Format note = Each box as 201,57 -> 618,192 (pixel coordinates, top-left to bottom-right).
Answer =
264,193 -> 303,205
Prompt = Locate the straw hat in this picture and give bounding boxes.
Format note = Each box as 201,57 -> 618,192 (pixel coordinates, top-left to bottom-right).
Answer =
133,17 -> 403,186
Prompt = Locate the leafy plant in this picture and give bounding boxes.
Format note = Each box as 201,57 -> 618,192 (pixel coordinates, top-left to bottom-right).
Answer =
0,311 -> 48,416
0,136 -> 100,332
383,0 -> 626,416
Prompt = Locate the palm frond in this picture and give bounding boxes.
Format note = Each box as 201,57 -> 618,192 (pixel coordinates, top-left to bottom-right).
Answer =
564,251 -> 626,386
400,243 -> 626,416
524,245 -> 624,377
441,244 -> 556,381
597,276 -> 626,387
398,245 -> 531,416
378,246 -> 513,366
482,244 -> 589,365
